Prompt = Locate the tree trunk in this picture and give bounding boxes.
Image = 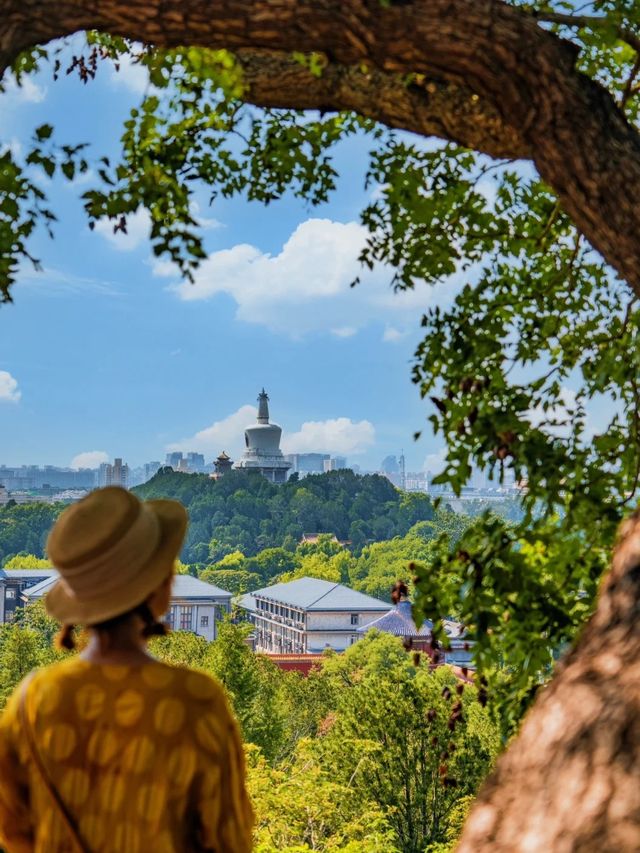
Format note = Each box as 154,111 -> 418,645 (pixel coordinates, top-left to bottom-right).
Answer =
458,512 -> 640,851
2,0 -> 640,295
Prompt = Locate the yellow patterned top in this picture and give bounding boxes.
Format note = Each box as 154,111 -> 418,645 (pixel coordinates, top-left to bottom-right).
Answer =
0,657 -> 253,853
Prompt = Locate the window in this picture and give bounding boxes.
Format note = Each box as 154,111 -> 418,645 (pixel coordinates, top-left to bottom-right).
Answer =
165,607 -> 175,629
350,613 -> 359,626
350,635 -> 359,645
5,589 -> 15,600
200,615 -> 209,627
179,606 -> 193,630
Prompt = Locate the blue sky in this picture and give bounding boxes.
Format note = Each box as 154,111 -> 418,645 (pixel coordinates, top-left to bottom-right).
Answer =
0,45 -> 457,473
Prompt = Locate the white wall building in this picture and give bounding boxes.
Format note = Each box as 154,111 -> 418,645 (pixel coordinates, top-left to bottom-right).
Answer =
240,576 -> 390,653
19,573 -> 232,640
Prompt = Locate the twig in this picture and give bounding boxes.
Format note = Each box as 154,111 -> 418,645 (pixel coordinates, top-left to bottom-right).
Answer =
533,11 -> 640,54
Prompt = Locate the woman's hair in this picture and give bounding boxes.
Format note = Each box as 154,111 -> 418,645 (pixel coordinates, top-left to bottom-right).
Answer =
55,601 -> 168,651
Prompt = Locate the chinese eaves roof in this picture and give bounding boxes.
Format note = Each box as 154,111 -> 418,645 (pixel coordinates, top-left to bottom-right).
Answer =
358,599 -> 433,638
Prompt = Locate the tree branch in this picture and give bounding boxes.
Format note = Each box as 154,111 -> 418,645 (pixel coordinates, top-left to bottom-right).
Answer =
2,0 -> 640,295
532,11 -> 640,55
235,50 -> 529,160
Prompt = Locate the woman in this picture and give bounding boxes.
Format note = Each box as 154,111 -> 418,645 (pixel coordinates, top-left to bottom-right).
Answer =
0,486 -> 253,853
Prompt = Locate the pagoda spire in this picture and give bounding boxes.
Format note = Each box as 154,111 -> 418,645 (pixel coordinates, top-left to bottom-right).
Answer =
257,388 -> 270,424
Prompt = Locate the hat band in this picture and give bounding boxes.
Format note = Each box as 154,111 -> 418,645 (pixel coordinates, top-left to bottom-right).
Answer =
54,506 -> 162,597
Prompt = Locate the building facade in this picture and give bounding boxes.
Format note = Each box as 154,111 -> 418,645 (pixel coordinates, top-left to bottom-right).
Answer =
97,458 -> 129,488
163,575 -> 233,641
0,466 -> 95,491
17,573 -> 233,640
240,577 -> 390,653
323,456 -> 347,472
0,569 -> 58,623
285,453 -> 329,476
235,389 -> 292,484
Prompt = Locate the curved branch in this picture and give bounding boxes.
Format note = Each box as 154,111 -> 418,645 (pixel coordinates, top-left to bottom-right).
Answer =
236,50 -> 529,160
2,0 -> 640,294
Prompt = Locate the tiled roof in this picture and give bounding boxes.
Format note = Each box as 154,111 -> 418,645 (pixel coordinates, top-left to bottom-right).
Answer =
21,575 -> 57,597
239,593 -> 257,612
171,575 -> 232,599
22,573 -> 233,600
357,599 -> 433,637
1,568 -> 57,580
244,577 -> 389,612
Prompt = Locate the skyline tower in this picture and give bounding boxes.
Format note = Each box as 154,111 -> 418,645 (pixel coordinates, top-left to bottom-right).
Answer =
234,389 -> 292,484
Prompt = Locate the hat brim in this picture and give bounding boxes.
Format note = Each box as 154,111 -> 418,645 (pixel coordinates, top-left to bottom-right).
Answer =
45,499 -> 188,625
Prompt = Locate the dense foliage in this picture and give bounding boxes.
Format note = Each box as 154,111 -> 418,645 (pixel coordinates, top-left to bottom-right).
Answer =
0,503 -> 60,565
0,612 -> 498,852
133,468 -> 437,564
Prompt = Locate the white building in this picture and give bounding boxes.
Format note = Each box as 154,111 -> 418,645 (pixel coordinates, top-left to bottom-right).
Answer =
162,575 -> 232,640
18,573 -> 232,640
0,568 -> 58,623
240,576 -> 390,653
235,389 -> 292,484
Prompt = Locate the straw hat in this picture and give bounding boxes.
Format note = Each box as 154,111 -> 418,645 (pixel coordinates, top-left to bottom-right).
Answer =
45,486 -> 188,625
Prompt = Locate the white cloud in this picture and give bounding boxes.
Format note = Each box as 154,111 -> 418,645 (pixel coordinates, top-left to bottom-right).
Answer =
282,418 -> 375,456
16,266 -> 121,298
424,447 -> 447,475
189,200 -> 222,231
167,405 -> 257,458
382,326 -> 410,343
1,137 -> 22,158
331,326 -> 357,338
168,406 -> 376,459
108,54 -> 150,95
94,208 -> 150,252
3,73 -> 46,104
71,451 -> 109,470
0,371 -> 20,403
162,218 -> 458,337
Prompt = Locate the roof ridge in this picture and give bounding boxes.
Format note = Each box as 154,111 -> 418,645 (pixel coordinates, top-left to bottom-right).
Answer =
306,579 -> 341,608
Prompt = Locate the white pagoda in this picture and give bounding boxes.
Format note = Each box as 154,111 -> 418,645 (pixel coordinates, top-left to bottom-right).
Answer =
235,389 -> 292,484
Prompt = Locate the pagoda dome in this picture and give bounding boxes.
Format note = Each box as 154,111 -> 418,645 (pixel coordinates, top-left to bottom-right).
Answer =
235,389 -> 292,484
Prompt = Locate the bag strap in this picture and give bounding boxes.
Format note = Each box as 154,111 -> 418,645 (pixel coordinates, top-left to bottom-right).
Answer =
19,672 -> 91,853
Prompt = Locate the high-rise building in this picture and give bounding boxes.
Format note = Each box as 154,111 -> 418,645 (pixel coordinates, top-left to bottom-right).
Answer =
285,453 -> 329,476
165,452 -> 183,469
323,456 -> 348,472
0,466 -> 95,490
144,461 -> 162,482
235,389 -> 292,484
186,452 -> 206,472
97,458 -> 129,488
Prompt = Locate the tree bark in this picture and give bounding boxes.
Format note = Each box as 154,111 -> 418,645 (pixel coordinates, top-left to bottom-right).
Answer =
1,0 -> 640,295
458,513 -> 640,852
236,50 -> 529,161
